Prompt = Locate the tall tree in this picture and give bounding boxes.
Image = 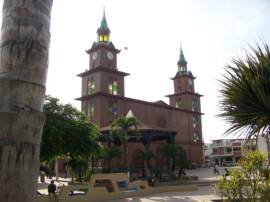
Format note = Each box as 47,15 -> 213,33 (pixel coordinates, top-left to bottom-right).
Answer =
219,43 -> 270,138
41,96 -> 100,163
102,146 -> 121,172
110,116 -> 141,171
160,143 -> 184,170
0,1 -> 53,202
136,149 -> 155,171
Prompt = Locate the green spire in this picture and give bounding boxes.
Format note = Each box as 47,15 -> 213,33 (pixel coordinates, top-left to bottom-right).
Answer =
97,9 -> 110,42
177,45 -> 188,73
100,10 -> 109,30
97,9 -> 110,35
178,46 -> 187,66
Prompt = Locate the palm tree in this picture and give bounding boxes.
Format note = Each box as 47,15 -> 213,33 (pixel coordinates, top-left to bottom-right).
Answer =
103,146 -> 121,172
160,143 -> 183,170
136,149 -> 155,171
219,43 -> 270,138
110,116 -> 141,171
0,1 -> 53,202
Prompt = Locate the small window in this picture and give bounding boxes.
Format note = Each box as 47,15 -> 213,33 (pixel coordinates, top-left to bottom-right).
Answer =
104,35 -> 108,42
225,147 -> 232,154
87,103 -> 94,117
179,66 -> 184,72
108,100 -> 118,115
99,35 -> 104,42
192,132 -> 199,143
233,147 -> 241,152
192,99 -> 198,111
88,78 -> 95,95
108,78 -> 118,95
192,115 -> 198,128
175,98 -> 182,108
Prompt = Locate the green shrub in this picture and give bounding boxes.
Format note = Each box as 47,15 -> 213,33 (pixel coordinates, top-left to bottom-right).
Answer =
216,150 -> 270,201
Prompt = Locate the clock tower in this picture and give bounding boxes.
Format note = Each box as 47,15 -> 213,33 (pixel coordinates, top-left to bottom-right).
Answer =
77,11 -> 129,121
88,10 -> 119,70
166,46 -> 203,144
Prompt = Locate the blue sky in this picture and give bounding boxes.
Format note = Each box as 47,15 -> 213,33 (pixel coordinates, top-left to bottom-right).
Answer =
1,0 -> 270,142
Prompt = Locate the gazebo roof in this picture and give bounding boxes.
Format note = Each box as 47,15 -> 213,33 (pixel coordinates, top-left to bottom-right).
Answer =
99,123 -> 176,144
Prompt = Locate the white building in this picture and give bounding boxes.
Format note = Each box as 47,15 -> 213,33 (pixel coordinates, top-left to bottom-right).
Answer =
208,139 -> 258,166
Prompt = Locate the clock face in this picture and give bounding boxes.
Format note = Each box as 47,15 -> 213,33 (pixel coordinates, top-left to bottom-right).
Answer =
107,51 -> 114,60
92,52 -> 97,60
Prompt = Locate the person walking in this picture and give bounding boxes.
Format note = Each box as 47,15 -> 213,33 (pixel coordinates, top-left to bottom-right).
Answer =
48,180 -> 58,202
214,164 -> 219,175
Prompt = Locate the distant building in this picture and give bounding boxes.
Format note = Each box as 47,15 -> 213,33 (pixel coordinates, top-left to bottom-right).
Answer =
76,12 -> 204,167
203,143 -> 211,166
209,139 -> 257,166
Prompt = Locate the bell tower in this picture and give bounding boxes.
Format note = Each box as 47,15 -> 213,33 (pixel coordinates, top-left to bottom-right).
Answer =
77,11 -> 129,121
88,11 -> 119,70
167,46 -> 200,109
166,46 -> 203,144
174,46 -> 195,94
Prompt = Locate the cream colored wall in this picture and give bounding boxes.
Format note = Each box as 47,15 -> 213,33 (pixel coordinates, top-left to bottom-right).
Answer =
37,173 -> 197,202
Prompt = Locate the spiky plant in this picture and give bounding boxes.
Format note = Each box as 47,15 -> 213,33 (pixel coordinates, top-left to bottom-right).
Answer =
219,43 -> 270,138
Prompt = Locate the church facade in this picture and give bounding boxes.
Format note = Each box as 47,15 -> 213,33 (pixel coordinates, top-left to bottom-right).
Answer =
76,12 -> 204,167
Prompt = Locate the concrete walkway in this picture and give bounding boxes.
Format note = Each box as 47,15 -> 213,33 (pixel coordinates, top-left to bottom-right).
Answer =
109,185 -> 218,202
109,167 -> 225,202
38,167 -> 225,201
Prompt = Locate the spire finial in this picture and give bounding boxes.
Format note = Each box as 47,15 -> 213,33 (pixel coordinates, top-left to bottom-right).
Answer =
103,6 -> 105,17
98,7 -> 110,32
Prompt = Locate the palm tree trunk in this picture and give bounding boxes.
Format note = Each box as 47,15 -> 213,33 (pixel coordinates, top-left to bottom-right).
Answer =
123,140 -> 128,171
0,1 -> 53,202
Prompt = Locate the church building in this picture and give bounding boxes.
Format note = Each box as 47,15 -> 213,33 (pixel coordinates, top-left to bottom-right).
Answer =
76,12 -> 204,167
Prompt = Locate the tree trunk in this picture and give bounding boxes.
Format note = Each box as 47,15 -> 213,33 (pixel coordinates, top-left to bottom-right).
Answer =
123,141 -> 128,171
91,153 -> 94,173
0,1 -> 53,202
55,158 -> 59,180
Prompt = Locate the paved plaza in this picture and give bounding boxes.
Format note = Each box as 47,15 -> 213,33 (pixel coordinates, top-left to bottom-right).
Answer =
109,167 -> 226,202
38,167 -> 225,202
109,186 -> 217,202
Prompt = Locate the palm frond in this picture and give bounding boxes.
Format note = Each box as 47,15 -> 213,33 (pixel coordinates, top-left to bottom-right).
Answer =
218,42 -> 270,138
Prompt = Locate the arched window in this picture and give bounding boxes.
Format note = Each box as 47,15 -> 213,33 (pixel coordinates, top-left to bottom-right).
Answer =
175,98 -> 182,108
192,99 -> 197,111
99,35 -> 109,42
88,78 -> 95,95
192,132 -> 199,143
192,115 -> 199,128
108,78 -> 118,95
87,103 -> 94,117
